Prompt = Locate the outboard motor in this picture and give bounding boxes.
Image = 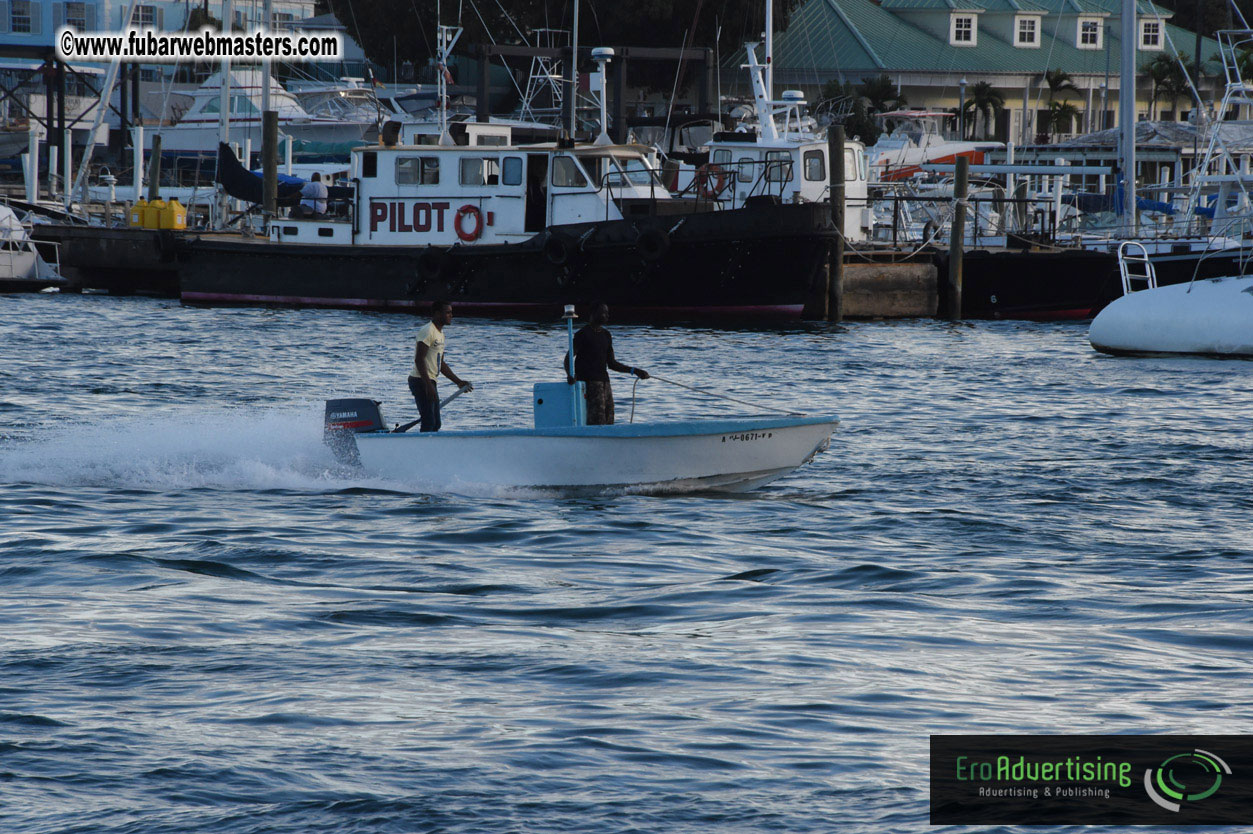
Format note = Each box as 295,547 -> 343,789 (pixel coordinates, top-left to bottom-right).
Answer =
323,398 -> 386,464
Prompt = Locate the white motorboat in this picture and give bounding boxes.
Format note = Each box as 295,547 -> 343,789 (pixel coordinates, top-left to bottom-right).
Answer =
324,309 -> 838,493
1089,241 -> 1253,356
0,204 -> 62,291
146,70 -> 372,155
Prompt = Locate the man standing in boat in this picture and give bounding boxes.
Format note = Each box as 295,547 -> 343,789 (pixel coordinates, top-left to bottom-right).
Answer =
409,301 -> 472,432
566,302 -> 649,425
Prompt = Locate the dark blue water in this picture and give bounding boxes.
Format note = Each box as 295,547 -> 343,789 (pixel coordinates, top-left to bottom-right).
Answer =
2,294 -> 1251,833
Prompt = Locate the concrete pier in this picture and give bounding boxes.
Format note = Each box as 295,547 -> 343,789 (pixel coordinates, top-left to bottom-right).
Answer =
843,262 -> 939,318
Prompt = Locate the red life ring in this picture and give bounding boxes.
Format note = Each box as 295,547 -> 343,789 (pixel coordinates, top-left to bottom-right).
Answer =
694,163 -> 728,199
454,204 -> 484,241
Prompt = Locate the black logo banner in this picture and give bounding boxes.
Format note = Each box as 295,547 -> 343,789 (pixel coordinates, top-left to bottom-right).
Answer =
931,735 -> 1253,824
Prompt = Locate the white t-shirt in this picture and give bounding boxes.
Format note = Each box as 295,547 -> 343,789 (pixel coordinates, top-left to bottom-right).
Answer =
410,321 -> 445,380
300,180 -> 328,213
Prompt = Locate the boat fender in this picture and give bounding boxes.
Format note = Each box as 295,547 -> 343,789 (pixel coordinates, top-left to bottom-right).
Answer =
636,227 -> 670,262
454,204 -> 484,242
695,163 -> 728,199
544,232 -> 575,266
922,220 -> 938,242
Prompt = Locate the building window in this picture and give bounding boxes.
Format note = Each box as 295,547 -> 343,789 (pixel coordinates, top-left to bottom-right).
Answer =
1016,17 -> 1038,47
951,14 -> 976,46
1141,20 -> 1162,49
65,2 -> 87,29
11,1 -> 33,33
133,5 -> 155,27
1079,19 -> 1102,49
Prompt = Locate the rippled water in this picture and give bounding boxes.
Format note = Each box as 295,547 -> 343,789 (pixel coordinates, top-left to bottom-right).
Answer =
2,294 -> 1251,833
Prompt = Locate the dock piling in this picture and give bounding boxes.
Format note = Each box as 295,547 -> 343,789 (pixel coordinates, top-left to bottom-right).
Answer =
262,110 -> 278,221
146,135 -> 162,202
828,126 -> 846,322
947,155 -> 969,320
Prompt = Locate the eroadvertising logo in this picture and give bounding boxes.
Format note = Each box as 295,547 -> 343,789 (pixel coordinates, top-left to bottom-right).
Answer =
1143,749 -> 1231,812
930,735 -> 1252,825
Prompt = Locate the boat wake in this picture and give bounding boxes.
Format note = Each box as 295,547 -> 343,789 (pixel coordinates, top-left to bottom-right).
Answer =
0,405 -> 532,497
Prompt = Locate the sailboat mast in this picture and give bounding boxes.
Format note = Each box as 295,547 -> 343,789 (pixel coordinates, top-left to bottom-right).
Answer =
1119,0 -> 1136,233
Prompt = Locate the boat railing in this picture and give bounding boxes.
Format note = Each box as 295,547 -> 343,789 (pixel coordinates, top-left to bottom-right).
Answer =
597,157 -> 796,220
1117,241 -> 1158,294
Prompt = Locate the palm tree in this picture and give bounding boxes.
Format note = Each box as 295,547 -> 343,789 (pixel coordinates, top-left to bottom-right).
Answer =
856,74 -> 907,116
1144,52 -> 1196,120
1044,100 -> 1079,140
1043,68 -> 1078,101
962,81 -> 1005,139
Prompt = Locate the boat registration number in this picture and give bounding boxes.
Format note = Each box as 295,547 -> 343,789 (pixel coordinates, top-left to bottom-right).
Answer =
722,431 -> 774,443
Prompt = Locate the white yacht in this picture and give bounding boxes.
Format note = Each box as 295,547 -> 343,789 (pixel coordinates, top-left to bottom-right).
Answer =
146,70 -> 373,155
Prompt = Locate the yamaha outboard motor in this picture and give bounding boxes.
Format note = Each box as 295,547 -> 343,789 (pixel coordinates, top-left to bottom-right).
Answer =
323,398 -> 386,464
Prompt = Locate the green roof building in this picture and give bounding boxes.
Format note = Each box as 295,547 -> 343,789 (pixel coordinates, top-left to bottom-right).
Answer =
724,0 -> 1218,145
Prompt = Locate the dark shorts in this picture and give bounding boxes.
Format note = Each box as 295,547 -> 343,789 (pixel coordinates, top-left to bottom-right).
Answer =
407,376 -> 441,432
584,380 -> 614,425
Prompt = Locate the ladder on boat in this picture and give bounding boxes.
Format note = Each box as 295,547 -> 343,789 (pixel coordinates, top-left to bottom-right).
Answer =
1117,241 -> 1158,294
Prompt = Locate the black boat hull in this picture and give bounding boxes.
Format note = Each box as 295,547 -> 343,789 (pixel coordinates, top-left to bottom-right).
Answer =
179,203 -> 836,319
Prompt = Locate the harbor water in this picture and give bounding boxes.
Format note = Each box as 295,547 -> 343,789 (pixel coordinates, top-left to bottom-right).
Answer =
2,295 -> 1251,833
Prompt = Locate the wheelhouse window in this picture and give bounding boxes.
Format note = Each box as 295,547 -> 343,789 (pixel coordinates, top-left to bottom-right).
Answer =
1015,16 -> 1039,47
1140,20 -> 1162,49
711,149 -> 732,166
1078,18 -> 1102,49
950,14 -> 976,46
396,156 -> 439,185
615,155 -> 658,187
551,155 -> 588,187
765,150 -> 792,183
803,150 -> 825,182
459,157 -> 501,186
502,156 -> 523,186
736,156 -> 754,183
362,152 -> 377,178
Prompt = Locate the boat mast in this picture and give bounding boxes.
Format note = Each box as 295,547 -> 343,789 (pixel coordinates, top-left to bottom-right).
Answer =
764,0 -> 773,103
437,25 -> 462,146
569,0 -> 580,138
218,0 -> 233,226
1119,0 -> 1136,233
261,0 -> 272,116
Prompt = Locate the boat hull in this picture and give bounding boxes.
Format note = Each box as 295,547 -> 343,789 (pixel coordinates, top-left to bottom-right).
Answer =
1089,275 -> 1253,356
352,416 -> 839,493
178,203 -> 836,319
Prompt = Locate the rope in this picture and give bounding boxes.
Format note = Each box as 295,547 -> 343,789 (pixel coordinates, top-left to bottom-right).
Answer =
648,374 -> 807,416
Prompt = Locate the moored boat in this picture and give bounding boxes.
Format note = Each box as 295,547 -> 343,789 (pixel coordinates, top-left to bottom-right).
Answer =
1088,274 -> 1253,356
